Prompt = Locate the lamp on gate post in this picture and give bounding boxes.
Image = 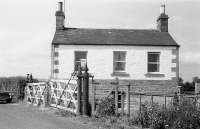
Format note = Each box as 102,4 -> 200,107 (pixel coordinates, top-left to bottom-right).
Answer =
80,59 -> 87,71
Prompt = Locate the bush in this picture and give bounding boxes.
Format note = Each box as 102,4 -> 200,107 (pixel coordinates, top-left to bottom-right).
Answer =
131,98 -> 200,129
169,99 -> 200,129
95,96 -> 116,117
132,102 -> 166,129
93,95 -> 200,129
138,103 -> 151,128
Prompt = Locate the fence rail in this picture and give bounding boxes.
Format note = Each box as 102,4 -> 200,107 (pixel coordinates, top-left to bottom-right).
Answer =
116,88 -> 200,116
0,79 -> 26,101
92,79 -> 200,117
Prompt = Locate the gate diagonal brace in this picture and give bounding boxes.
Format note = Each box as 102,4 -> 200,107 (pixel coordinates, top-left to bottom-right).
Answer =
56,71 -> 77,107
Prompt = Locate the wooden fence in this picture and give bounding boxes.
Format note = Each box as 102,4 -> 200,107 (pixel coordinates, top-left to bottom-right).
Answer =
91,80 -> 200,117
0,79 -> 26,101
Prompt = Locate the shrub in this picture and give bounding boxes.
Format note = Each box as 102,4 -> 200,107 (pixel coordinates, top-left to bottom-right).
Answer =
131,98 -> 200,129
169,99 -> 200,129
139,103 -> 151,128
95,96 -> 116,117
136,102 -> 166,129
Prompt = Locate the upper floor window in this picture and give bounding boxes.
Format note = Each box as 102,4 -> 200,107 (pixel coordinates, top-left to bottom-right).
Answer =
148,52 -> 160,72
113,51 -> 126,72
74,51 -> 87,71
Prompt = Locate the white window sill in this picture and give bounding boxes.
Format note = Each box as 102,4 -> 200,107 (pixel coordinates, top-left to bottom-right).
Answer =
111,72 -> 130,77
145,73 -> 165,77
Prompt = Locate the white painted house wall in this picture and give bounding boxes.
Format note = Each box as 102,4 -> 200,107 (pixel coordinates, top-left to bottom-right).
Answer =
53,45 -> 177,81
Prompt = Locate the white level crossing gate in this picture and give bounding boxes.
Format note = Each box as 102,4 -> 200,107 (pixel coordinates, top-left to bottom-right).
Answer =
25,79 -> 78,114
25,82 -> 46,106
49,79 -> 78,113
25,68 -> 91,115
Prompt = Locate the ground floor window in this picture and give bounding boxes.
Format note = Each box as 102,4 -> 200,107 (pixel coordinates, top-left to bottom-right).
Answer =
112,91 -> 126,108
113,51 -> 126,72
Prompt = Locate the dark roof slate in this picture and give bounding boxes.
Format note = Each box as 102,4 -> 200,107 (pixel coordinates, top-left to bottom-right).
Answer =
52,28 -> 179,47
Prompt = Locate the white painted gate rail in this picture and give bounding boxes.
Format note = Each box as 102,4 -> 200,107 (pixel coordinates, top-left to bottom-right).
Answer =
25,79 -> 78,114
49,79 -> 78,113
25,82 -> 47,106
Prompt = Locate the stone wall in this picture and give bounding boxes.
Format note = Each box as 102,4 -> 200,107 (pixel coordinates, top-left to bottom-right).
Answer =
89,79 -> 178,100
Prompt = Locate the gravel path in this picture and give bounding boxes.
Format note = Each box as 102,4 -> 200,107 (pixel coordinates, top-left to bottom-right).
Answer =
0,103 -> 96,129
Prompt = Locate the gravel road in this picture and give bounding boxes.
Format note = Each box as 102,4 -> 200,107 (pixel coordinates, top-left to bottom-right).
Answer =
0,103 -> 96,129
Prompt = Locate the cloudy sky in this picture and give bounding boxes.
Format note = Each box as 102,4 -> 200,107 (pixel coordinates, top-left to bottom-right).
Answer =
0,0 -> 199,81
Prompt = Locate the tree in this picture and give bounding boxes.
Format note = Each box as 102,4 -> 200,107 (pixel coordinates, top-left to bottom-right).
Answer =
192,76 -> 200,84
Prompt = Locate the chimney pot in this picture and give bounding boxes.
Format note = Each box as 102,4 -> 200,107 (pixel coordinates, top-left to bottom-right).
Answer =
55,2 -> 65,30
157,5 -> 169,32
58,2 -> 63,12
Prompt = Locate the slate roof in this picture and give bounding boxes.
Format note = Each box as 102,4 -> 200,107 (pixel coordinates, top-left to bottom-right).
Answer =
52,28 -> 179,47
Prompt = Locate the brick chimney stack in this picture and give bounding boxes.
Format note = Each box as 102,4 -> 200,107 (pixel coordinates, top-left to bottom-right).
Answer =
55,2 -> 65,30
157,5 -> 169,32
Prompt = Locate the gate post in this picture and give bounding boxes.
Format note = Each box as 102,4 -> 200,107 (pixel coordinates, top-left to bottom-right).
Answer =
82,64 -> 89,116
77,65 -> 82,115
115,78 -> 119,116
127,84 -> 130,117
91,77 -> 96,116
45,82 -> 51,107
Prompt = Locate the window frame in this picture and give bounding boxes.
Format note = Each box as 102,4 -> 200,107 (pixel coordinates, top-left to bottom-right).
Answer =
113,51 -> 127,73
74,51 -> 87,71
111,91 -> 126,109
147,52 -> 161,73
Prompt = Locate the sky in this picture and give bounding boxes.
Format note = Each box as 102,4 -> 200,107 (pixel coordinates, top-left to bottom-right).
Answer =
0,0 -> 199,82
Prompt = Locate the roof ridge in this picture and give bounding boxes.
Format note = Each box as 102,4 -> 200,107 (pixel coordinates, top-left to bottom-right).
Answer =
53,28 -> 179,47
64,27 -> 158,31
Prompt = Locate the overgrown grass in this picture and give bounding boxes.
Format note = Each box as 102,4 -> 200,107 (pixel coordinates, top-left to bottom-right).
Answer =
92,95 -> 200,129
50,95 -> 200,129
54,109 -> 76,117
93,96 -> 142,129
130,98 -> 200,129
